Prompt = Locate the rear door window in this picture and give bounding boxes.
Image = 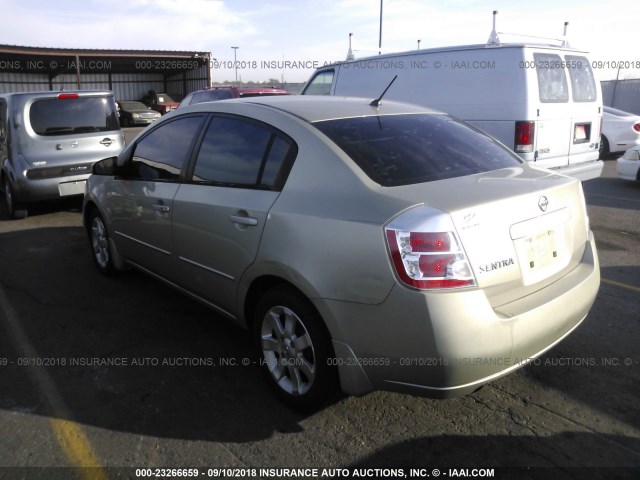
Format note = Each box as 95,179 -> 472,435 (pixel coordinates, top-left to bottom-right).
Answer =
29,96 -> 120,135
314,114 -> 522,187
534,53 -> 569,103
565,55 -> 597,102
191,115 -> 296,190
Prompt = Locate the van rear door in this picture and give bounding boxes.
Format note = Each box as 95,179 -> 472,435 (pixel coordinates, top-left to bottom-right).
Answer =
565,55 -> 600,165
530,52 -> 601,172
530,52 -> 572,170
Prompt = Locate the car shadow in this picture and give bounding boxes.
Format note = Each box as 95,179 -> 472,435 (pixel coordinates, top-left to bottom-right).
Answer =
0,226 -> 319,443
0,196 -> 83,221
513,265 -> 640,431
0,227 -> 637,451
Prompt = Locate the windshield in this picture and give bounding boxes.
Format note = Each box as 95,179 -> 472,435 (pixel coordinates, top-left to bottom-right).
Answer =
157,94 -> 176,103
120,101 -> 149,110
314,114 -> 522,187
30,96 -> 120,136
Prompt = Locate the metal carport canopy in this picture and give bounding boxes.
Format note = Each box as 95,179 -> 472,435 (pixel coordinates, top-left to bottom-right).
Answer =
0,44 -> 211,82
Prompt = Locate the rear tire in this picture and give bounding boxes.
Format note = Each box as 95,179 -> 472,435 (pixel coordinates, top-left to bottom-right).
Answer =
253,286 -> 337,412
599,136 -> 610,159
2,176 -> 28,219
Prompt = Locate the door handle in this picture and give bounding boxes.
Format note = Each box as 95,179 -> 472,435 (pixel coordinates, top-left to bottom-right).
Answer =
152,204 -> 170,213
230,215 -> 258,226
100,138 -> 114,147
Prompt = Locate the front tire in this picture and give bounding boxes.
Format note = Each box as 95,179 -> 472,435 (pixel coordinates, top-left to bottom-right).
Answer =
88,210 -> 118,276
254,287 -> 337,411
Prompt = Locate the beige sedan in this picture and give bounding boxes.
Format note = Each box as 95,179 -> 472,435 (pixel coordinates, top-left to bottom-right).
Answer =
83,96 -> 600,411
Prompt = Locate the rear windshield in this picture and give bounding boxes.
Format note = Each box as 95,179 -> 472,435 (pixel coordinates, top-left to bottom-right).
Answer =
194,90 -> 235,103
534,53 -> 569,103
30,96 -> 120,136
566,55 -> 597,102
314,114 -> 522,187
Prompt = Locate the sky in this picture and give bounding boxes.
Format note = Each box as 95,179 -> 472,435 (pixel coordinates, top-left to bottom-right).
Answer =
1,0 -> 639,83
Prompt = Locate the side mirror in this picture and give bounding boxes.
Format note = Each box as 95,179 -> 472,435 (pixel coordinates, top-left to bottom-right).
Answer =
92,157 -> 118,176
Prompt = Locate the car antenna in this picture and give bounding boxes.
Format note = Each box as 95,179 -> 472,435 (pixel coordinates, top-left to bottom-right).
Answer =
370,75 -> 398,107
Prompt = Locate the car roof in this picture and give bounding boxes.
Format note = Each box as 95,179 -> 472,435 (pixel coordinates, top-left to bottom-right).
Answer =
180,95 -> 441,123
316,43 -> 591,69
0,90 -> 113,99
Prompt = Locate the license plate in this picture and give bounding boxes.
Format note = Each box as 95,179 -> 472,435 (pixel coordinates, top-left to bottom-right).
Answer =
58,180 -> 86,196
526,229 -> 559,270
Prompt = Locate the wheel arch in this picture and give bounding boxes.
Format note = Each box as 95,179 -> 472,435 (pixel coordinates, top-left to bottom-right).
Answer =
243,275 -> 323,332
82,199 -> 99,232
84,202 -> 128,272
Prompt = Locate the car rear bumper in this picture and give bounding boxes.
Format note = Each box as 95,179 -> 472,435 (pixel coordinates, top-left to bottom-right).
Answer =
9,170 -> 91,203
321,232 -> 600,398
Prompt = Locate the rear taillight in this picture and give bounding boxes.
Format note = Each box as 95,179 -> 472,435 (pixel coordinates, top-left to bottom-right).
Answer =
58,93 -> 79,100
515,121 -> 535,153
633,123 -> 640,133
386,229 -> 475,290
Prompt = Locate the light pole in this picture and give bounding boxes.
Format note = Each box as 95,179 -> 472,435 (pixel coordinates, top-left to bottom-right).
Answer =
378,0 -> 383,55
231,46 -> 239,84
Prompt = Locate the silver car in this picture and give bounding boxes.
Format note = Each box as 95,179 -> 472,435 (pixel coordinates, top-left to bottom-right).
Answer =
1,90 -> 124,218
83,96 -> 600,410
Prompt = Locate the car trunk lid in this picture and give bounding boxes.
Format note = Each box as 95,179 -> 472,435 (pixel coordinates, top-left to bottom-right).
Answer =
388,165 -> 589,307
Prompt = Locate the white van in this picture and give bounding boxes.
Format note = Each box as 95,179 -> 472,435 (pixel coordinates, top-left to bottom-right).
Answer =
302,39 -> 603,181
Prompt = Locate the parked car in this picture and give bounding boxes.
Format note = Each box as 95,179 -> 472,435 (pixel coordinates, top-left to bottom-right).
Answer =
178,85 -> 289,108
83,96 -> 600,410
0,90 -> 124,219
140,90 -> 179,114
117,101 -> 161,127
616,146 -> 640,182
600,106 -> 640,158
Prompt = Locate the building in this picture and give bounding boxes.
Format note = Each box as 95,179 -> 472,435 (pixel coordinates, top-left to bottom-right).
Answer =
0,44 -> 211,101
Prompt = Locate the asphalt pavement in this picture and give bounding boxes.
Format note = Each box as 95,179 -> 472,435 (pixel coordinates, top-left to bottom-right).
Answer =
0,157 -> 638,480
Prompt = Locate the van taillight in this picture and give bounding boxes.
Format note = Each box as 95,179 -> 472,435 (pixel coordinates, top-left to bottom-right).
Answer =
58,93 -> 79,100
385,229 -> 476,290
633,123 -> 640,133
515,121 -> 535,153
